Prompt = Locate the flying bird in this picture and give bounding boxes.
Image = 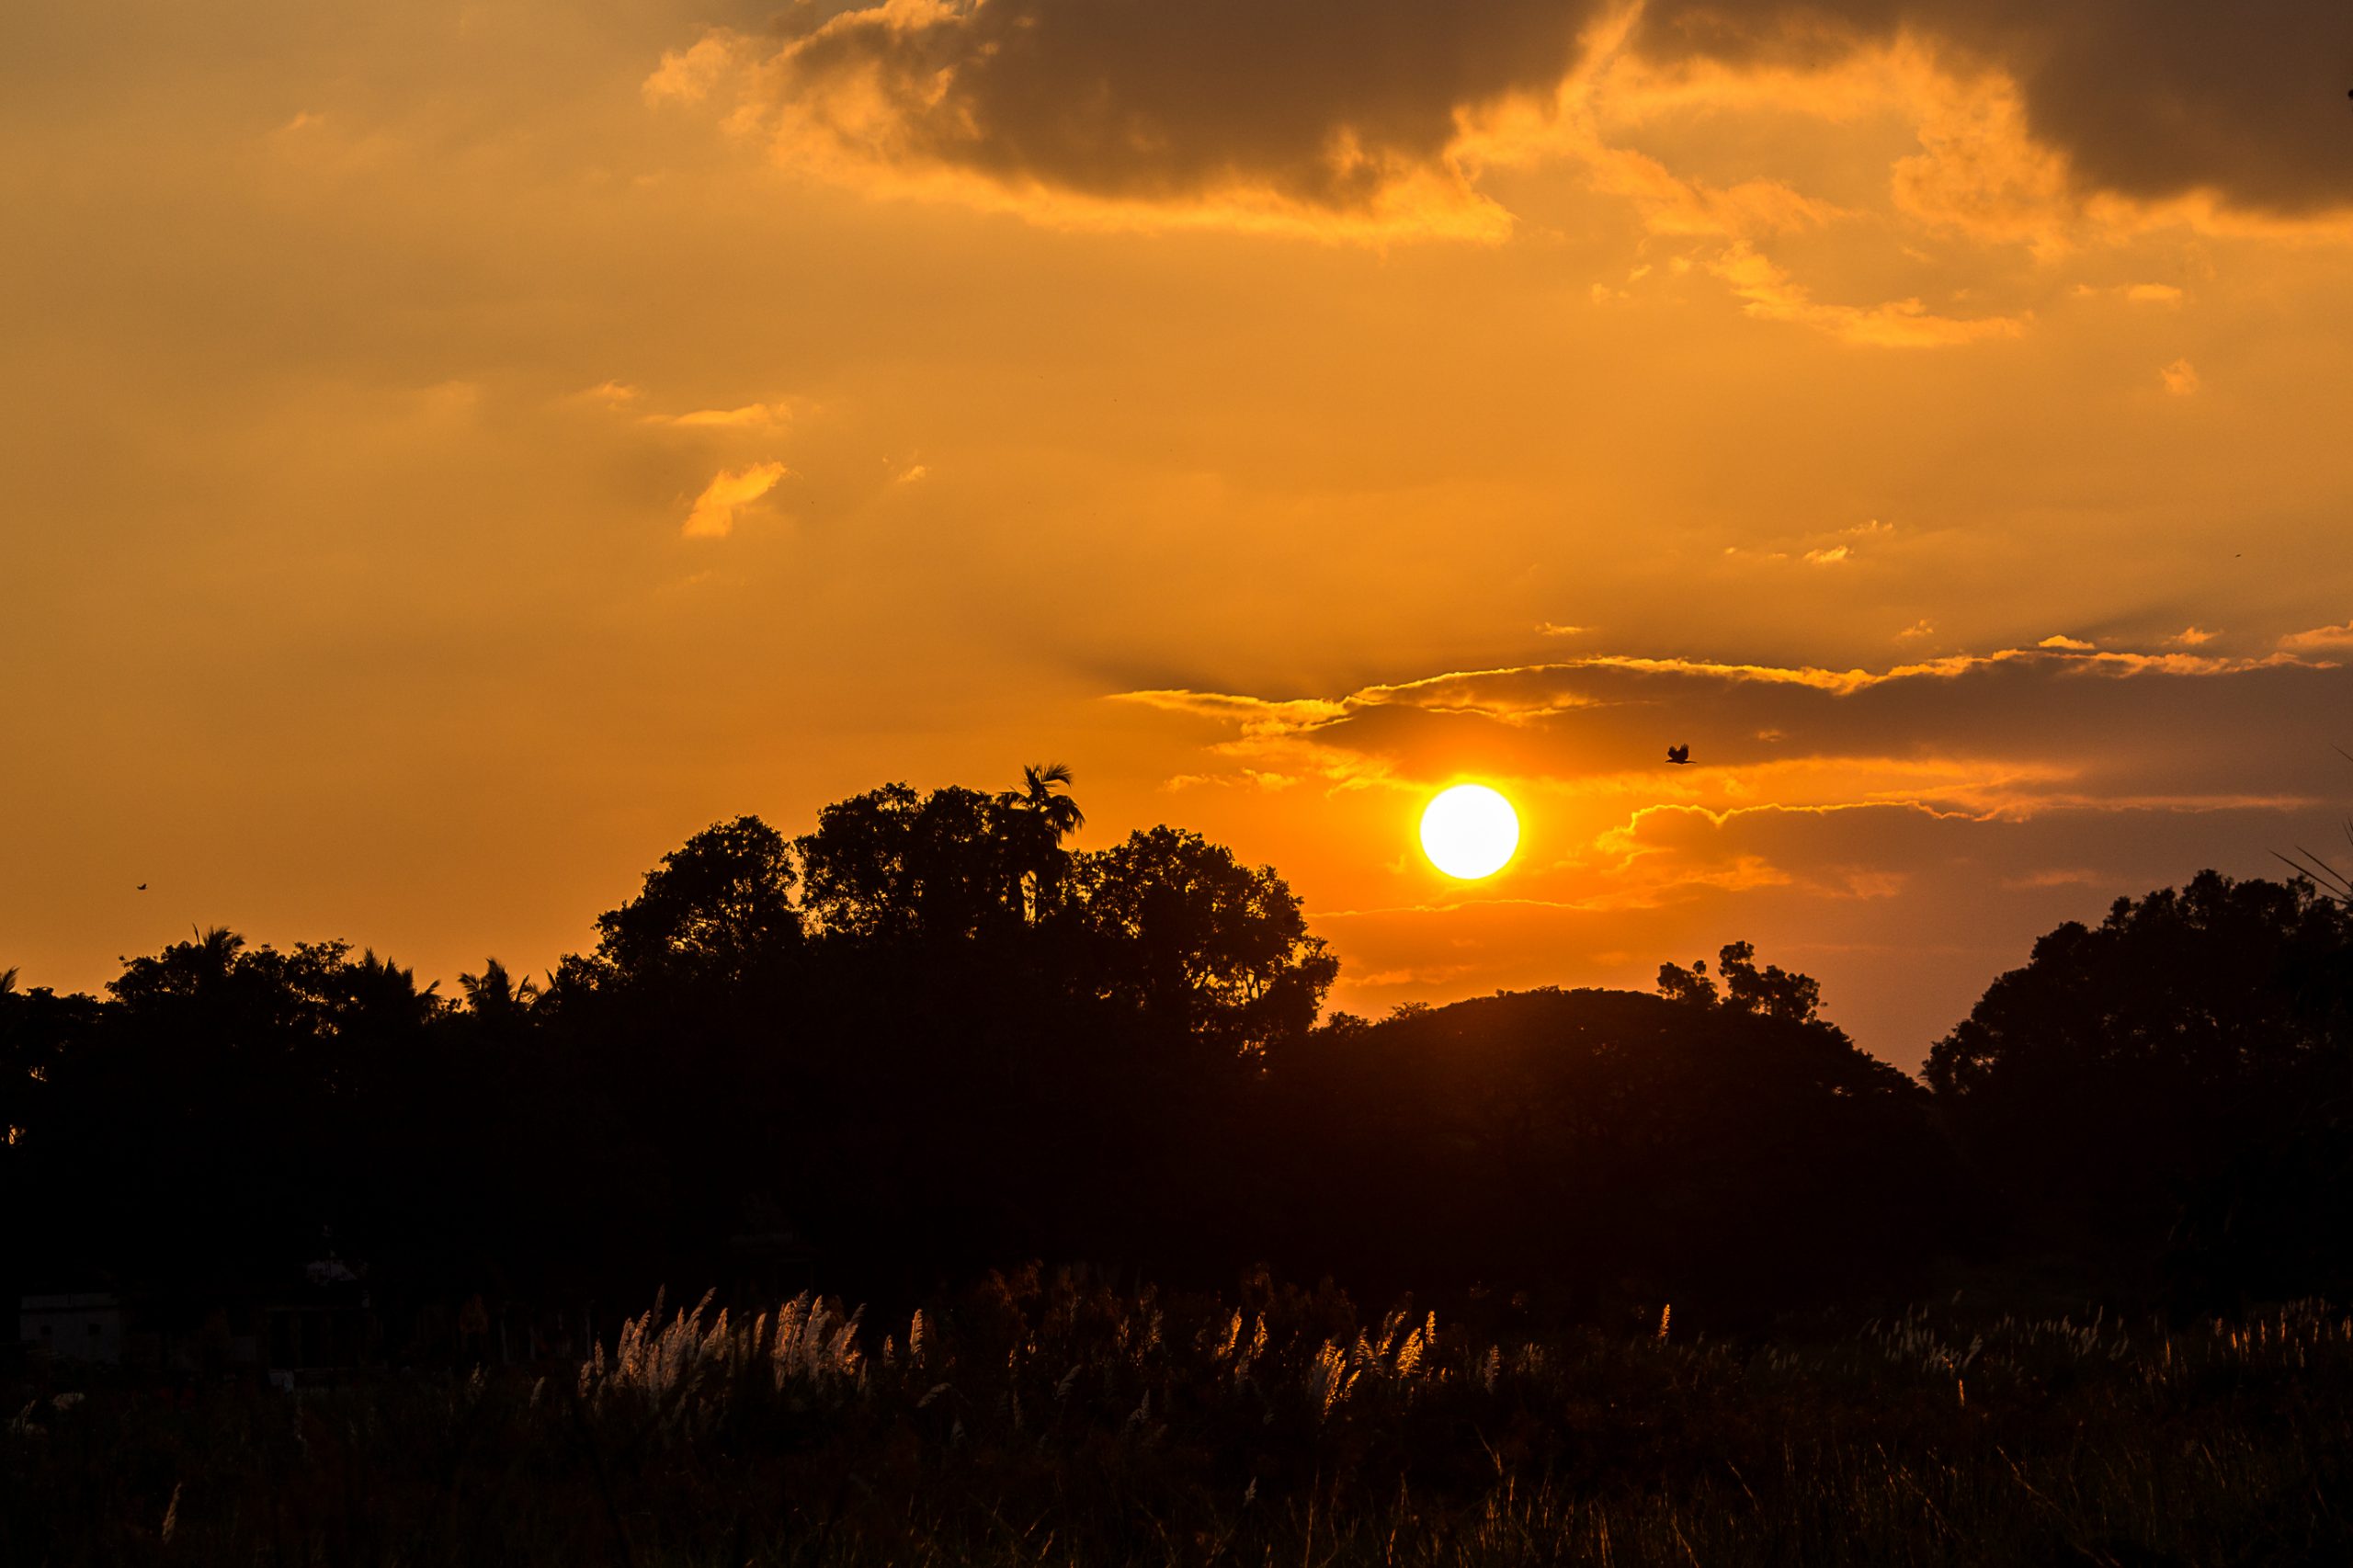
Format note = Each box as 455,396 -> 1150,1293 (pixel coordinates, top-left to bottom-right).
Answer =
135,882 -> 148,891
1666,744 -> 1691,766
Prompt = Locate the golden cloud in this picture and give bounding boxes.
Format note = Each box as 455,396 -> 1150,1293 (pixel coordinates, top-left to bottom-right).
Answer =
1706,242 -> 2025,348
681,461 -> 789,540
1110,642 -> 2343,853
650,403 -> 791,431
2282,619 -> 2353,650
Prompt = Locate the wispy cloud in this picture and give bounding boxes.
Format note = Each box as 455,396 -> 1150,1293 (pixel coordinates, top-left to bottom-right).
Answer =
2282,619 -> 2353,650
1707,243 -> 2026,349
649,402 -> 791,431
681,461 -> 789,540
572,381 -> 642,409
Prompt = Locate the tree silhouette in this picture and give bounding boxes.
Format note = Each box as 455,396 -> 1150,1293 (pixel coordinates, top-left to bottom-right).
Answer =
1655,955 -> 1719,1008
18,779 -> 2353,1321
1926,872 -> 2348,1101
998,762 -> 1086,922
1074,825 -> 1336,1058
585,815 -> 801,990
458,956 -> 540,1017
796,784 -> 1024,943
1927,870 -> 2353,1297
1656,941 -> 1823,1023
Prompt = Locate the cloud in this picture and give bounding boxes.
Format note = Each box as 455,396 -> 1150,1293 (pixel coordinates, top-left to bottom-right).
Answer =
2168,626 -> 2217,647
642,34 -> 739,107
1803,544 -> 1851,565
650,402 -> 790,431
1118,687 -> 1350,738
1111,642 -> 2343,825
658,0 -> 2353,248
574,380 -> 642,409
711,0 -> 1588,226
572,385 -> 795,431
1706,243 -> 2025,348
2282,619 -> 2353,650
2072,282 -> 2187,305
680,461 -> 788,540
1592,801 -> 1965,905
2001,867 -> 2107,890
2160,358 -> 2200,396
1632,0 -> 2353,215
1546,645 -> 2311,696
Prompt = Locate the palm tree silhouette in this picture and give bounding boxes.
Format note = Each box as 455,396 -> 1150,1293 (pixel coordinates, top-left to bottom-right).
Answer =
1000,762 -> 1086,922
459,957 -> 540,1016
190,926 -> 245,983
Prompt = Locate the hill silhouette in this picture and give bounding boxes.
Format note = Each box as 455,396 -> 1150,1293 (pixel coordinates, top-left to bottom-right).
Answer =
1260,986 -> 1965,1306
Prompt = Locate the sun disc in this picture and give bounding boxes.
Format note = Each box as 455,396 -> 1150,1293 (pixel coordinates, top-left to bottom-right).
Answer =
1419,784 -> 1519,880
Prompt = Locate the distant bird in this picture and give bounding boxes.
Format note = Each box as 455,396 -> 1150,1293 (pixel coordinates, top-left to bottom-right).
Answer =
135,882 -> 148,892
1666,744 -> 1691,766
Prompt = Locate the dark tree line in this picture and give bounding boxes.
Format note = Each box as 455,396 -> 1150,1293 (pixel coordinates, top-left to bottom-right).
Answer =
6,773 -> 2352,1322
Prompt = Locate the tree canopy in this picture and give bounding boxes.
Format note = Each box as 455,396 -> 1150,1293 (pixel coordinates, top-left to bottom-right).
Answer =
1923,870 -> 2353,1294
586,814 -> 801,990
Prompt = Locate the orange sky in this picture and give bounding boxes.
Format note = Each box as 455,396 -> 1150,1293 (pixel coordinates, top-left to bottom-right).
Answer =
6,0 -> 2353,1067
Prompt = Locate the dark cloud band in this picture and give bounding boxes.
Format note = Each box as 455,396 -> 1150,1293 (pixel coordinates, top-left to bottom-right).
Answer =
1637,0 -> 2353,211
756,0 -> 2353,217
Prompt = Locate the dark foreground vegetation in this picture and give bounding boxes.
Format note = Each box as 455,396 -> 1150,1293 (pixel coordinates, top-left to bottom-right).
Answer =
7,767 -> 2353,1560
8,1273 -> 2352,1566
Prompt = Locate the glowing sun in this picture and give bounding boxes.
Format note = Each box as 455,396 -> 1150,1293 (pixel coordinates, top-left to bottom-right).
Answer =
1419,783 -> 1519,880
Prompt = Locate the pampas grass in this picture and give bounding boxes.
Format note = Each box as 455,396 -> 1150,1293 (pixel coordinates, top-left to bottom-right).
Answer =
7,1273 -> 2352,1565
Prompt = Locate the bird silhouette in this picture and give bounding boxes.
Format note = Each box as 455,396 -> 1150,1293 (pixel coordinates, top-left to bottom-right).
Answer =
1666,744 -> 1690,766
135,882 -> 148,892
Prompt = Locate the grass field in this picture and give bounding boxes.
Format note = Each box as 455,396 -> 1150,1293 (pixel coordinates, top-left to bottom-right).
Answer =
8,1272 -> 2350,1566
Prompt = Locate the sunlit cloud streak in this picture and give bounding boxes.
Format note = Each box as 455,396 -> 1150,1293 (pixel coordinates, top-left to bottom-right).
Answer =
2283,620 -> 2353,650
651,403 -> 791,431
681,461 -> 789,540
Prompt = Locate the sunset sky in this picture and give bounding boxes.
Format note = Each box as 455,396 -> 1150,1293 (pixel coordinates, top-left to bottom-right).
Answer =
7,0 -> 2352,1066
